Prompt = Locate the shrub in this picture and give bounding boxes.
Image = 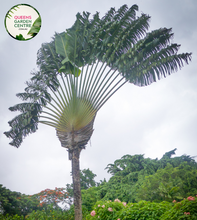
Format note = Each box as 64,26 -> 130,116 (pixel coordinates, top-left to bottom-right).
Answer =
86,199 -> 172,220
118,201 -> 172,220
0,214 -> 24,219
160,195 -> 197,219
25,205 -> 74,220
86,199 -> 126,220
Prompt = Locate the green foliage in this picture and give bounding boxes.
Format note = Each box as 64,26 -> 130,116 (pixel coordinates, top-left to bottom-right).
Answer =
0,185 -> 40,217
25,204 -> 88,220
55,32 -> 82,76
1,151 -> 197,219
137,163 -> 184,202
25,204 -> 74,220
86,199 -> 126,220
177,162 -> 197,196
3,196 -> 196,220
0,214 -> 24,219
160,195 -> 197,220
80,169 -> 97,190
137,162 -> 197,202
5,4 -> 191,147
100,149 -> 197,203
81,187 -> 100,212
118,201 -> 172,220
86,199 -> 172,220
159,149 -> 197,169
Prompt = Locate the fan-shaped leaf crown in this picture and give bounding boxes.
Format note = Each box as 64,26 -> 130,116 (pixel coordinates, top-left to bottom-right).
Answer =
4,4 -> 191,147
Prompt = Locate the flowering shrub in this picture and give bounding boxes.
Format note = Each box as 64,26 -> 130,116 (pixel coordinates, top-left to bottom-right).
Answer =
184,212 -> 190,215
90,210 -> 96,216
160,195 -> 197,219
86,199 -> 171,220
187,196 -> 195,201
86,199 -> 126,220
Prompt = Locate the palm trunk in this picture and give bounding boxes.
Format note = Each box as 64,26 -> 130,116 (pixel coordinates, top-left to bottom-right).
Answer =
71,147 -> 82,220
56,117 -> 96,220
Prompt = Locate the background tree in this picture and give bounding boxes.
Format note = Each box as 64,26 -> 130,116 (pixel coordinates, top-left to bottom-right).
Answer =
4,4 -> 191,220
80,169 -> 98,190
0,184 -> 40,217
34,187 -> 69,210
99,149 -> 197,203
136,163 -> 184,202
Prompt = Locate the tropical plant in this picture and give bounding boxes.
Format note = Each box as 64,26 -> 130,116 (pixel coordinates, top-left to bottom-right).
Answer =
4,4 -> 192,220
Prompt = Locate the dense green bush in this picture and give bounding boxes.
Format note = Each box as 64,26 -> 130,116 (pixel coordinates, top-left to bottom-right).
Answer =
81,187 -> 100,212
86,199 -> 126,220
118,201 -> 172,220
25,204 -> 74,220
160,195 -> 197,219
86,199 -> 172,220
1,197 -> 197,219
25,204 -> 89,220
0,214 -> 24,219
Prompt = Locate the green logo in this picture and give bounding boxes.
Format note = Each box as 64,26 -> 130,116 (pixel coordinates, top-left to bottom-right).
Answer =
5,4 -> 41,41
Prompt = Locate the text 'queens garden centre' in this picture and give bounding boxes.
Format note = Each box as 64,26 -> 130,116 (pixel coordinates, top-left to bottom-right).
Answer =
14,16 -> 32,28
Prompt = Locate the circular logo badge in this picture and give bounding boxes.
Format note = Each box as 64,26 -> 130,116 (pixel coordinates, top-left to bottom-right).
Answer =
5,4 -> 41,41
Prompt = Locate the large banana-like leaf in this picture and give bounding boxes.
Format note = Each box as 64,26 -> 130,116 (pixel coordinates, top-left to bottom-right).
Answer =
55,32 -> 82,76
58,62 -> 81,77
55,32 -> 68,58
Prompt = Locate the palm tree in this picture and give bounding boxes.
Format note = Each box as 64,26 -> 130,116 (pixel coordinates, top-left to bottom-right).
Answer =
4,4 -> 191,220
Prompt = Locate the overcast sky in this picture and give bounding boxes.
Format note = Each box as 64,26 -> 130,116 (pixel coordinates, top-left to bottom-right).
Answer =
0,0 -> 197,196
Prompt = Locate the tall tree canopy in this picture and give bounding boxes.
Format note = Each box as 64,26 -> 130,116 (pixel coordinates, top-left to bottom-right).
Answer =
4,4 -> 192,220
97,149 -> 197,203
